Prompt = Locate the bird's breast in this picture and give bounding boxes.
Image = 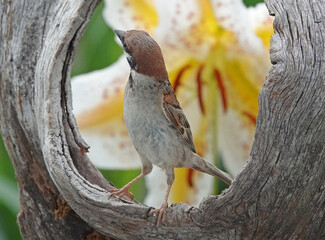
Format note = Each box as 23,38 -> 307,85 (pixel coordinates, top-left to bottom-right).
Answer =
124,72 -> 165,140
123,71 -> 188,168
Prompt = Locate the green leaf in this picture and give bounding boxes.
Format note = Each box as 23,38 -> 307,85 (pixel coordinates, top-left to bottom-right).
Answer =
0,136 -> 16,180
100,169 -> 146,202
0,136 -> 20,239
0,201 -> 21,240
0,136 -> 19,214
71,1 -> 122,77
214,154 -> 230,194
0,176 -> 19,214
243,0 -> 265,7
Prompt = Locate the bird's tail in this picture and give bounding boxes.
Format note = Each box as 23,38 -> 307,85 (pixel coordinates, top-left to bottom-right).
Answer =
191,153 -> 233,185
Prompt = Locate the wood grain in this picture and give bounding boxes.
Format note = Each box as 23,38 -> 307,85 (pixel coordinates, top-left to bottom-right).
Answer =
0,0 -> 324,239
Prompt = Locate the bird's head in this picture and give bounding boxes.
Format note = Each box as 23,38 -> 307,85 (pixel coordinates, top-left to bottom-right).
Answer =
115,30 -> 168,81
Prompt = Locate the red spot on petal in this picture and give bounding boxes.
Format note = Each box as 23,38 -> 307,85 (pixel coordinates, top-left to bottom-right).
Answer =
108,132 -> 115,137
196,65 -> 205,114
185,41 -> 191,49
187,168 -> 195,187
187,12 -> 195,20
190,23 -> 197,30
242,111 -> 257,125
132,16 -> 143,21
214,68 -> 228,113
219,16 -> 229,22
216,2 -> 223,7
102,89 -> 109,99
243,143 -> 250,151
173,64 -> 191,93
124,1 -> 129,7
176,3 -> 181,14
121,130 -> 128,136
115,87 -> 121,94
119,142 -> 126,149
114,77 -> 123,84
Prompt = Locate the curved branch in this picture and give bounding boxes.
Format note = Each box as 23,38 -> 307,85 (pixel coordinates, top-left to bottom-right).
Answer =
0,0 -> 324,239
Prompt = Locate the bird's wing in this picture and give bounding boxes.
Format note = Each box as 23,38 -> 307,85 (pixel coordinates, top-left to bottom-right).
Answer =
162,82 -> 196,153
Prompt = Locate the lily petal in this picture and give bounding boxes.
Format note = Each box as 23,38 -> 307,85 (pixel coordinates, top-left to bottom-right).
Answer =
248,3 -> 274,49
103,0 -> 158,34
72,56 -> 128,124
211,0 -> 265,53
72,0 -> 274,207
154,0 -> 218,70
218,108 -> 255,176
144,167 -> 166,208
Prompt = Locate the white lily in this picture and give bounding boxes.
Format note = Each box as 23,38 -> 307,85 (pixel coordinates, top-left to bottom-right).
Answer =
72,0 -> 273,207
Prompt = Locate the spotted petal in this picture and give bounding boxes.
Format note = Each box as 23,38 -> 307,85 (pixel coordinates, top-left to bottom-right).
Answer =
153,0 -> 219,70
103,0 -> 158,34
211,0 -> 265,53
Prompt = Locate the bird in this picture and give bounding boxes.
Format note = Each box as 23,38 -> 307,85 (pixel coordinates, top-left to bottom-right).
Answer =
110,29 -> 233,226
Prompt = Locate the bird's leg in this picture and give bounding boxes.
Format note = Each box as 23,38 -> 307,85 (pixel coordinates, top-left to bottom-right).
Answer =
108,172 -> 145,199
149,168 -> 174,227
149,184 -> 172,227
109,163 -> 152,200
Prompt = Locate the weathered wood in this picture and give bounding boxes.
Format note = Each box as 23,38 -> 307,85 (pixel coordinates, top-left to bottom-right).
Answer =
0,0 -> 324,239
0,0 -> 111,239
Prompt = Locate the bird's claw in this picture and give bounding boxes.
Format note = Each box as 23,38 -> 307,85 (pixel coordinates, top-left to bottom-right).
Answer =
108,187 -> 134,200
149,202 -> 168,227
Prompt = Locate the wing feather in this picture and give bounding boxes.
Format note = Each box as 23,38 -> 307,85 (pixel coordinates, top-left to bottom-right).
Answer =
162,82 -> 196,153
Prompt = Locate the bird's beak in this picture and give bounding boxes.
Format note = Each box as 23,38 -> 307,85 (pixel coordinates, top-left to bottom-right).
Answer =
114,30 -> 125,43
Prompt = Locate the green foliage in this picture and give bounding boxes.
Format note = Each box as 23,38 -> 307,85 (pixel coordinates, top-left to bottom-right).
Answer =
71,1 -> 122,77
214,155 -> 229,194
243,0 -> 264,7
0,136 -> 20,240
100,169 -> 147,202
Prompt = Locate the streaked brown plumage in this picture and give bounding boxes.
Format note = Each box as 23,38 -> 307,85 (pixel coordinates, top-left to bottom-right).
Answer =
109,29 -> 233,226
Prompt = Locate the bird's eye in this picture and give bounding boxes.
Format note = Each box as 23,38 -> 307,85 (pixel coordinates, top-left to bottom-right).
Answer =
123,43 -> 131,54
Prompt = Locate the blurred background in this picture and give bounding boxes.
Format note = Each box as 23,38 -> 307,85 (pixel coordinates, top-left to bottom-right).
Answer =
0,0 -> 265,238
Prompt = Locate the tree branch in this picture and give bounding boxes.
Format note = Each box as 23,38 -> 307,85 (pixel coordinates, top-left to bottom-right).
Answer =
0,0 -> 324,239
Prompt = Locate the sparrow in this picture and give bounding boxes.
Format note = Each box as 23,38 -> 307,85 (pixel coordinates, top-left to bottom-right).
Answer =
110,29 -> 233,226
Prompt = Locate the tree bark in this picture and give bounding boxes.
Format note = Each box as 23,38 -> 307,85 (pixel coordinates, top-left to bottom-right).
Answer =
0,0 -> 324,239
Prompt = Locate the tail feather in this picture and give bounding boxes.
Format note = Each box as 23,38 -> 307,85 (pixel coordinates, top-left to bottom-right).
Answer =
191,154 -> 233,185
